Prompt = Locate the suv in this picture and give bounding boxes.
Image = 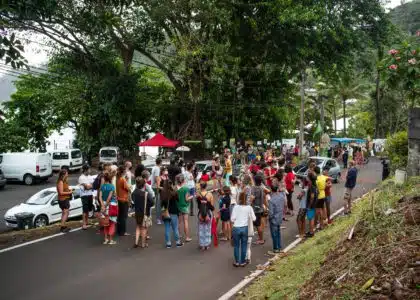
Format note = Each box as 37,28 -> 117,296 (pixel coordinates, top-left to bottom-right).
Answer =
0,169 -> 6,189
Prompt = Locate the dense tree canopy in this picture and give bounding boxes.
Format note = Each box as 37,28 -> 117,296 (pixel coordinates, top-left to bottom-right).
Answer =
0,0 -> 413,155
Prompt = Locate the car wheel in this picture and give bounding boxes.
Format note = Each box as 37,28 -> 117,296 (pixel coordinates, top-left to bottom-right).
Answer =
34,215 -> 49,228
24,174 -> 34,185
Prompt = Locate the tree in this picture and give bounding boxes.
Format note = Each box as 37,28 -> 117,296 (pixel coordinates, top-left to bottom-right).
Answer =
1,0 -> 391,143
389,0 -> 420,36
325,71 -> 372,136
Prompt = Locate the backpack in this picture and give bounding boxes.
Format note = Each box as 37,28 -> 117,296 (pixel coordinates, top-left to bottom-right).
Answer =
197,193 -> 211,223
251,186 -> 264,213
92,173 -> 103,190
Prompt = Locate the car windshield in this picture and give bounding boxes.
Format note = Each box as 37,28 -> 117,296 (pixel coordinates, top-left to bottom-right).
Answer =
26,190 -> 56,205
296,158 -> 324,169
71,150 -> 82,159
195,163 -> 208,172
100,150 -> 116,158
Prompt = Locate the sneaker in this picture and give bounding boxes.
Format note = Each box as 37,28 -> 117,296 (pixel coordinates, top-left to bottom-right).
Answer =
61,227 -> 71,233
103,240 -> 109,245
108,240 -> 117,245
274,249 -> 281,254
166,244 -> 172,249
157,220 -> 163,225
176,242 -> 184,248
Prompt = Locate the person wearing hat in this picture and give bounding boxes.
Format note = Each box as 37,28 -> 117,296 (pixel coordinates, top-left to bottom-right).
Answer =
79,164 -> 94,229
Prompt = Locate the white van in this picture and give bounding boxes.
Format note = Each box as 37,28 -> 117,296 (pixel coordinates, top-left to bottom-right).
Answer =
51,149 -> 83,171
0,153 -> 53,185
99,147 -> 121,165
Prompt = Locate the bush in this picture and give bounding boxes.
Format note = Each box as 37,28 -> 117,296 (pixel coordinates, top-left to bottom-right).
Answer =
385,131 -> 408,171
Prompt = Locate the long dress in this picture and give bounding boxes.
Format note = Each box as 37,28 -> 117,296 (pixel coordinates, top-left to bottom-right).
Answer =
197,193 -> 213,247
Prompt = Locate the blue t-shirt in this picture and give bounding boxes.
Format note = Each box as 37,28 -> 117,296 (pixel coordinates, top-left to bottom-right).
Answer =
101,183 -> 115,203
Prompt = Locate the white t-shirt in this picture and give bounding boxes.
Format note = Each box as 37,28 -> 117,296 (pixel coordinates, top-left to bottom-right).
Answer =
230,186 -> 240,205
151,166 -> 160,188
231,205 -> 256,227
185,171 -> 195,189
78,174 -> 94,197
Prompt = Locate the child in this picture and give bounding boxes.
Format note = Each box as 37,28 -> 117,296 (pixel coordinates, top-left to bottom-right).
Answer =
200,169 -> 210,182
306,172 -> 318,238
323,167 -> 333,224
219,186 -> 232,241
296,181 -> 308,238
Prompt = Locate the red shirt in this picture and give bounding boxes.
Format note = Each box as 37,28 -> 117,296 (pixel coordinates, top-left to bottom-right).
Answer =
200,174 -> 210,182
249,164 -> 260,174
264,167 -> 277,187
285,172 -> 295,191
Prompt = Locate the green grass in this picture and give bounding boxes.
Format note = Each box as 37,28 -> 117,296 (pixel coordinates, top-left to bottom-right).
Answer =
240,178 -> 420,300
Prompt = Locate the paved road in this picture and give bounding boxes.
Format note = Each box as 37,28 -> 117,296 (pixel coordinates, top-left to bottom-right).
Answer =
0,173 -> 79,231
0,160 -> 382,300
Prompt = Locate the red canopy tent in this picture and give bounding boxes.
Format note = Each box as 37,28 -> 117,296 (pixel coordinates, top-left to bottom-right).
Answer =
137,132 -> 179,148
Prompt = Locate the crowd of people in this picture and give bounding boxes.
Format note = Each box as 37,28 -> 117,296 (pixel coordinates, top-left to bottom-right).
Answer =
55,148 -> 359,267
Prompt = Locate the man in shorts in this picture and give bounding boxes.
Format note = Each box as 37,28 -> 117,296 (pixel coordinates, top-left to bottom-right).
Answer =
344,161 -> 358,214
79,165 -> 94,230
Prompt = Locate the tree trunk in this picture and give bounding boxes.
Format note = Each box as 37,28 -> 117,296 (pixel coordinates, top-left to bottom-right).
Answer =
333,97 -> 337,136
342,95 -> 346,136
299,69 -> 306,157
374,69 -> 381,138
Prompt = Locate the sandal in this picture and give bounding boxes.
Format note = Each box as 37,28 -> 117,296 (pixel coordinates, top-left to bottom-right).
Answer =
185,238 -> 192,243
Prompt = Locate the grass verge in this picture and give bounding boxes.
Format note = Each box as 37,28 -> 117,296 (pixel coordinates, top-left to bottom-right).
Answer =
0,220 -> 87,250
240,178 -> 420,300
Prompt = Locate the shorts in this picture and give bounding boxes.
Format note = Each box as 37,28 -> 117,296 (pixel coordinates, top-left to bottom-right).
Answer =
135,214 -> 152,228
316,198 -> 325,209
220,209 -> 230,222
81,195 -> 93,213
253,212 -> 263,227
59,200 -> 70,210
189,188 -> 196,197
306,208 -> 315,221
297,208 -> 306,222
325,196 -> 331,203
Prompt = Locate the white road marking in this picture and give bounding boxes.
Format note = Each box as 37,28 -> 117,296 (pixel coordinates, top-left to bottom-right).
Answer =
0,226 -> 84,254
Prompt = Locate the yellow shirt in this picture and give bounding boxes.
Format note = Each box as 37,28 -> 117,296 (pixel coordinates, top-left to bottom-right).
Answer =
225,158 -> 232,174
316,175 -> 327,200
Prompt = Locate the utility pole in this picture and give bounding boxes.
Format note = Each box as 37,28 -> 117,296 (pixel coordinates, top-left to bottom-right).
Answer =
299,69 -> 306,158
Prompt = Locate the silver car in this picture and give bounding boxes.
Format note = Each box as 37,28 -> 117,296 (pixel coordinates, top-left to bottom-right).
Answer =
293,156 -> 341,183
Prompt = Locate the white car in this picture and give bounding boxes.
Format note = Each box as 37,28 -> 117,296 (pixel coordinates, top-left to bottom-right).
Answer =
4,186 -> 87,229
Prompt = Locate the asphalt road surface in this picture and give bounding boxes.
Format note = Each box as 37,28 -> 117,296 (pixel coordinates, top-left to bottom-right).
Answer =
0,160 -> 382,300
0,172 -> 80,232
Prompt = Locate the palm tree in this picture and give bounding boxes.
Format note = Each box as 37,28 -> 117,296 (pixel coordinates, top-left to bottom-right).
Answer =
325,72 -> 372,136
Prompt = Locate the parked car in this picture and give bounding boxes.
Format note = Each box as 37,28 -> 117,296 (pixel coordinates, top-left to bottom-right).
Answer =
0,152 -> 53,185
51,148 -> 83,172
293,156 -> 341,183
195,160 -> 213,182
99,147 -> 121,165
0,169 -> 6,190
3,185 -> 92,229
